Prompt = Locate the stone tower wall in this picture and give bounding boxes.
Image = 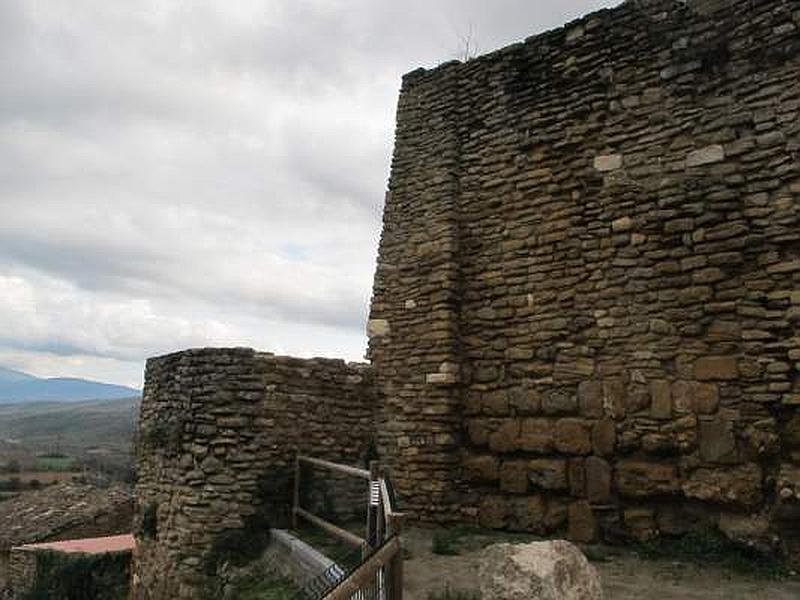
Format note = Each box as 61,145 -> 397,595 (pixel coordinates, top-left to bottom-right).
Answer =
131,349 -> 375,600
369,0 -> 800,555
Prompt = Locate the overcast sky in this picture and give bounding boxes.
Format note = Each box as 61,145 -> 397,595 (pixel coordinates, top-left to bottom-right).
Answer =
0,0 -> 619,388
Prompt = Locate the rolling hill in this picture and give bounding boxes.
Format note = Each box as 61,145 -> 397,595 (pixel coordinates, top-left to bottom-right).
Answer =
0,367 -> 140,404
0,397 -> 140,448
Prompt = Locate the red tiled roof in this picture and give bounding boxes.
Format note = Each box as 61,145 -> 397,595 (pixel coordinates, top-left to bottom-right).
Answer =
14,533 -> 134,554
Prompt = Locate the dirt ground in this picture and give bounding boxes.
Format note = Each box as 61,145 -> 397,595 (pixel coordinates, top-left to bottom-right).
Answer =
401,528 -> 800,600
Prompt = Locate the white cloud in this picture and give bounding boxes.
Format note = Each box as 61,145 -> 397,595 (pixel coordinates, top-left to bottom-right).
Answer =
0,0 -> 619,385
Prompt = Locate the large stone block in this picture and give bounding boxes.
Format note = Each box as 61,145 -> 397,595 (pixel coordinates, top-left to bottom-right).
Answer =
594,153 -> 623,171
554,419 -> 593,455
578,381 -> 604,417
489,420 -> 521,453
508,496 -> 546,532
649,380 -> 672,419
686,144 -> 725,167
694,356 -> 738,380
528,459 -> 569,491
586,456 -> 612,504
616,461 -> 679,498
500,460 -> 529,494
602,379 -> 626,419
682,464 -> 762,506
592,419 -> 616,456
479,495 -> 509,529
699,416 -> 737,463
568,501 -> 598,543
478,540 -> 604,600
463,454 -> 500,482
520,418 -> 554,453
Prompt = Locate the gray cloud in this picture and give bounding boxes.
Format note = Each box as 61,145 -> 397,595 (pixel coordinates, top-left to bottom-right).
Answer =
0,0 -> 618,386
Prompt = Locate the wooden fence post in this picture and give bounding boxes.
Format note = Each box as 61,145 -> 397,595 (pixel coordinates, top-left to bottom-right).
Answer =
390,550 -> 403,600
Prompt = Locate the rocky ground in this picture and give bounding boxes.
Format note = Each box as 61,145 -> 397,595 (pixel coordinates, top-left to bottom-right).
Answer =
401,528 -> 800,600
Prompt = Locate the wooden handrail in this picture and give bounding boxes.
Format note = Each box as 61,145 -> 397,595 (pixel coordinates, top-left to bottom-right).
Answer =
380,479 -> 406,534
298,455 -> 371,480
294,507 -> 365,547
323,537 -> 402,600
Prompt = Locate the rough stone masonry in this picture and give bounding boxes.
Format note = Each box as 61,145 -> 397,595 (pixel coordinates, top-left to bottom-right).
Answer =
132,350 -> 375,599
367,0 -> 800,559
134,0 -> 800,597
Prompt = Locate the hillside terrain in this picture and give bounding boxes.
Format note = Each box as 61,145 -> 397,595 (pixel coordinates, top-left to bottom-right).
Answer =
0,397 -> 140,491
0,366 -> 139,404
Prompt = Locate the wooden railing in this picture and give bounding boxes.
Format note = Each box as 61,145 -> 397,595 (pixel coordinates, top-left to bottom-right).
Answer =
292,455 -> 404,600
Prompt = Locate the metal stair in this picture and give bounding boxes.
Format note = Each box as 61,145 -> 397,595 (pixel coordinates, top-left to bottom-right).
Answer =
293,535 -> 389,600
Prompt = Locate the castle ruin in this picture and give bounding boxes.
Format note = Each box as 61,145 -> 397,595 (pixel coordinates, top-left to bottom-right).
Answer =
133,1 -> 800,597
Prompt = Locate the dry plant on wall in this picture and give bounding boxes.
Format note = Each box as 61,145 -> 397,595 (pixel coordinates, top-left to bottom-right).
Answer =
457,22 -> 480,61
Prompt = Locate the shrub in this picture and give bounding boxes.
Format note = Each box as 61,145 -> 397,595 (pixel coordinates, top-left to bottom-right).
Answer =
636,530 -> 792,580
23,551 -> 130,600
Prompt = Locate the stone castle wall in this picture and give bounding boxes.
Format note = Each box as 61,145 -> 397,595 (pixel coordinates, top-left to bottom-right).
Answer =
132,349 -> 375,600
369,0 -> 800,556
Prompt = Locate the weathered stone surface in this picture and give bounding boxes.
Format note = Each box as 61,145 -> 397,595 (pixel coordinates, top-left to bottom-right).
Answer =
578,381 -> 604,418
568,501 -> 598,544
0,483 -> 133,551
686,145 -> 725,167
585,457 -> 612,504
718,513 -> 775,554
692,383 -> 719,414
528,459 -> 568,491
366,318 -> 391,337
616,461 -> 679,498
501,460 -> 530,494
699,416 -> 737,463
624,508 -> 657,542
594,154 -> 623,172
650,380 -> 672,419
694,357 -> 738,380
464,454 -> 500,482
490,421 -> 521,453
592,419 -> 616,457
520,419 -> 554,453
478,541 -> 603,600
508,496 -> 546,533
683,464 -> 762,506
555,419 -> 592,455
478,496 -> 509,530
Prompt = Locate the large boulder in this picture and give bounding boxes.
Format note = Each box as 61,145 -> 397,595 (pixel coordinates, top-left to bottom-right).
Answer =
478,540 -> 603,600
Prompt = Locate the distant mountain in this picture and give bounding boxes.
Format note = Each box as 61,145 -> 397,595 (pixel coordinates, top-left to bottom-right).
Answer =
0,367 -> 140,404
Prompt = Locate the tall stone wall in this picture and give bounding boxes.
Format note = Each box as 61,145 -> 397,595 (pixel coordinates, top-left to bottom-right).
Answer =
369,0 -> 800,557
132,349 -> 375,600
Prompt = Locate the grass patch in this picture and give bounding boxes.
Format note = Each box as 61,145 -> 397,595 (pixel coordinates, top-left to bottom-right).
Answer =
431,529 -> 463,556
427,585 -> 481,600
290,521 -> 362,563
36,455 -> 77,471
233,576 -> 298,600
636,530 -> 793,580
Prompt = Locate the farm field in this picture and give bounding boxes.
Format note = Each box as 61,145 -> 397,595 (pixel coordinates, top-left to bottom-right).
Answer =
0,397 -> 140,486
